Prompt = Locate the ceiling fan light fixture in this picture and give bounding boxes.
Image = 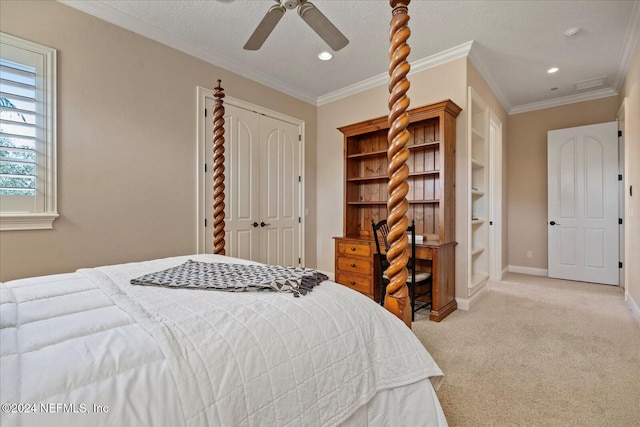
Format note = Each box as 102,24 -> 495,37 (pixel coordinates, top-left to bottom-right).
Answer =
318,51 -> 332,61
282,0 -> 299,10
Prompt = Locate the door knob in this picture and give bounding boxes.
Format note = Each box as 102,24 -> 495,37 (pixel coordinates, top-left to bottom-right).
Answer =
252,222 -> 259,228
549,220 -> 560,225
260,221 -> 271,227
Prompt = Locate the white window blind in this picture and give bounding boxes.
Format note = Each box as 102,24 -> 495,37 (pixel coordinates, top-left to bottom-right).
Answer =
0,33 -> 57,230
1,60 -> 37,197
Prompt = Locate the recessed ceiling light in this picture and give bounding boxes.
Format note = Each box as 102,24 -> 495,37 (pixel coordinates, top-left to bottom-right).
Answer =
318,51 -> 332,61
548,67 -> 559,74
564,27 -> 581,37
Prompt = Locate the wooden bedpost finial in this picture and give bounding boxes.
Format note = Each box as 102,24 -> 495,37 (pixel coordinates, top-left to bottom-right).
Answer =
386,0 -> 412,327
214,79 -> 225,99
212,79 -> 226,255
390,0 -> 410,10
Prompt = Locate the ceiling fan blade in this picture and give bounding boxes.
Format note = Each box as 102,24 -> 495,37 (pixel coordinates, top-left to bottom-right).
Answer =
297,1 -> 349,51
243,4 -> 286,50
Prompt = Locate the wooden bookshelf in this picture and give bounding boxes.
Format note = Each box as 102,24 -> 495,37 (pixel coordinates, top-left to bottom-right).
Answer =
334,99 -> 461,321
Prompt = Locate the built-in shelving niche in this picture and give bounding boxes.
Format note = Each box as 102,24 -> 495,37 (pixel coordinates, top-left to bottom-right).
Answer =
468,87 -> 490,294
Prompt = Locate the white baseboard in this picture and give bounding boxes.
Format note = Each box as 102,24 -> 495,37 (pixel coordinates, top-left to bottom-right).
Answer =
507,265 -> 548,277
626,291 -> 640,323
456,284 -> 489,311
456,297 -> 470,311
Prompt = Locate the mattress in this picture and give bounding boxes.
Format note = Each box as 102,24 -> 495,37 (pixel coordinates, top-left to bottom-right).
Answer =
0,254 -> 446,426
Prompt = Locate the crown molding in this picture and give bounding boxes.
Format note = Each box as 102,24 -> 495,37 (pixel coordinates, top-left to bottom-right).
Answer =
317,41 -> 473,106
58,1 -> 318,105
509,1 -> 638,115
57,1 -> 638,114
509,88 -> 618,115
467,42 -> 512,113
613,0 -> 640,92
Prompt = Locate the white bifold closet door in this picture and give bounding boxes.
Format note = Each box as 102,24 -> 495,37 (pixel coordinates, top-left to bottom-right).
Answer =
205,102 -> 301,267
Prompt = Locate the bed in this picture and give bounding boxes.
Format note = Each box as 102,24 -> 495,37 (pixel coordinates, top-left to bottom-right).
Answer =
1,254 -> 446,426
1,1 -> 448,426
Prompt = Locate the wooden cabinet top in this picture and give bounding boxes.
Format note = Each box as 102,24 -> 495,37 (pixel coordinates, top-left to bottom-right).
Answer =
338,99 -> 462,137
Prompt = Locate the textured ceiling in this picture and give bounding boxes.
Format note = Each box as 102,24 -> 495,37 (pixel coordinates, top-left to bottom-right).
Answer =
61,0 -> 640,112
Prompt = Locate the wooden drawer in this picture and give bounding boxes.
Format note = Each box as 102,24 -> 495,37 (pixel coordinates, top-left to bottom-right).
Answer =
337,241 -> 371,258
335,273 -> 372,295
414,245 -> 433,260
337,256 -> 371,275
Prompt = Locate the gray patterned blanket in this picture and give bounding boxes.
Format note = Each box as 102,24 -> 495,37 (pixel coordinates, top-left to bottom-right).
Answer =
130,260 -> 328,297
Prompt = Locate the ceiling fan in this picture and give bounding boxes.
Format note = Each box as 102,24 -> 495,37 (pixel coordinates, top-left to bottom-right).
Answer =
243,0 -> 349,51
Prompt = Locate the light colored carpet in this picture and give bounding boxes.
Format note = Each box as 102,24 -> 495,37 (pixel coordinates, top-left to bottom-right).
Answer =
412,273 -> 640,427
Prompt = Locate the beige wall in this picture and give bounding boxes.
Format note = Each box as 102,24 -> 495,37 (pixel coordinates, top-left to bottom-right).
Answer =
507,96 -> 620,271
467,60 -> 510,274
0,1 -> 318,281
619,41 -> 640,311
2,1 -> 636,310
316,58 -> 469,296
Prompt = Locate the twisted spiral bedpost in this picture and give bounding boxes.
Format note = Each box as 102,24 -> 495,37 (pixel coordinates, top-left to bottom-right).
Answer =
212,79 -> 226,255
385,0 -> 412,327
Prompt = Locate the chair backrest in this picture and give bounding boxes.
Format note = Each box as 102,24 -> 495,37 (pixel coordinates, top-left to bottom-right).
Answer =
371,218 -> 390,255
406,219 -> 417,283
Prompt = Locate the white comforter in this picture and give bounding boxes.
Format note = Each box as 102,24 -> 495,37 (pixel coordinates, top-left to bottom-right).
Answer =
1,254 -> 445,427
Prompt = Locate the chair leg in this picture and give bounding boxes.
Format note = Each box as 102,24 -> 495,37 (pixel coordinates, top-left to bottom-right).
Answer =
410,282 -> 415,321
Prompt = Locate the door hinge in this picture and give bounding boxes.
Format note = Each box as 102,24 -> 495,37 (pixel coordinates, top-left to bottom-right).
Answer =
618,130 -> 622,137
618,174 -> 623,181
205,219 -> 207,227
298,176 -> 301,183
205,108 -> 207,117
298,217 -> 301,223
298,257 -> 301,264
619,218 -> 623,225
298,134 -> 302,141
619,262 -> 623,268
204,163 -> 207,173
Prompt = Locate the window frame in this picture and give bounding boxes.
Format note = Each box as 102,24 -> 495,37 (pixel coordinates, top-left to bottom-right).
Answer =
0,33 -> 58,231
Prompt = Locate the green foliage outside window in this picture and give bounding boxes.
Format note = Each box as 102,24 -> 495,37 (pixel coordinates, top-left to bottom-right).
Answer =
0,97 -> 35,196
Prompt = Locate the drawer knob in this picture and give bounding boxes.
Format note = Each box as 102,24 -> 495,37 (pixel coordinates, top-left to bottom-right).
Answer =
349,281 -> 356,286
351,263 -> 356,268
350,247 -> 356,251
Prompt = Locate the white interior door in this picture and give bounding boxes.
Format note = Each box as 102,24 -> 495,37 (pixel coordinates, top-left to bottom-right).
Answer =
547,121 -> 618,285
489,112 -> 503,281
205,102 -> 261,260
204,100 -> 301,266
260,115 -> 301,267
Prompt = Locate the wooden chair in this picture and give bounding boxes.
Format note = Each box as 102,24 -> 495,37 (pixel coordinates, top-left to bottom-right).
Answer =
371,218 -> 432,320
406,220 -> 432,319
371,219 -> 391,305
